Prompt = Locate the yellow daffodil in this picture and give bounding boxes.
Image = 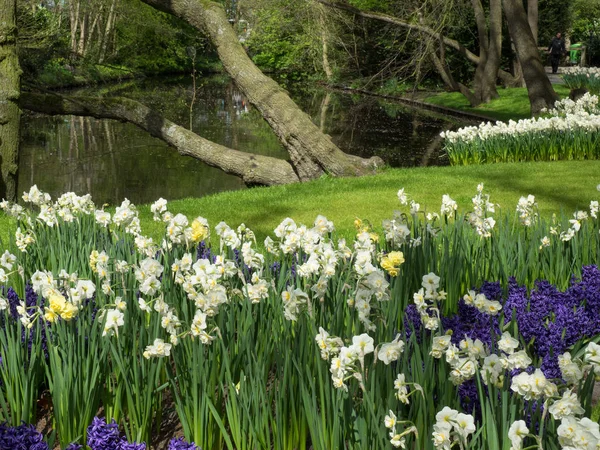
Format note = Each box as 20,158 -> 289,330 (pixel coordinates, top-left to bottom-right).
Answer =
60,302 -> 79,321
380,251 -> 405,277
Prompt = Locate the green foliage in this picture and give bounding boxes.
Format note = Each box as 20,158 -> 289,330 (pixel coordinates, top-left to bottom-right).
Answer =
571,0 -> 600,43
112,0 -> 210,74
539,0 -> 573,46
244,0 -> 323,76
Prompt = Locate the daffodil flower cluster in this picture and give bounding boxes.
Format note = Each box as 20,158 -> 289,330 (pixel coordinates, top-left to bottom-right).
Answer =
462,290 -> 502,315
467,184 -> 496,237
379,251 -> 405,277
29,270 -> 96,324
432,407 -> 476,450
549,92 -> 600,116
441,96 -> 600,146
384,410 -> 418,448
413,272 -> 446,331
0,250 -> 17,284
12,186 -> 96,228
151,199 -> 210,249
516,195 -> 537,226
317,330 -> 406,392
542,209 -> 595,245
562,67 -> 600,95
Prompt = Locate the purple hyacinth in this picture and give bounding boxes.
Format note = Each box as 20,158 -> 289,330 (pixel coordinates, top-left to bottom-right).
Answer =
86,417 -> 147,450
502,266 -> 600,379
168,437 -> 199,450
402,303 -> 423,342
0,423 -> 49,450
86,417 -> 121,450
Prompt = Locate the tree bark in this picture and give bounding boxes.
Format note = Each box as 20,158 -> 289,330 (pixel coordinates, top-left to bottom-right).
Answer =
317,3 -> 334,80
20,93 -> 300,186
479,0 -> 502,102
0,0 -> 20,201
139,0 -> 382,181
77,12 -> 87,57
502,0 -> 558,113
528,0 -> 538,46
69,0 -> 81,56
99,0 -> 117,64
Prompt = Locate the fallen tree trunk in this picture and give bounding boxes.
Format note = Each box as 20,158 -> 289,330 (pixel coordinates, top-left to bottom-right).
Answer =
139,0 -> 382,181
20,93 -> 300,186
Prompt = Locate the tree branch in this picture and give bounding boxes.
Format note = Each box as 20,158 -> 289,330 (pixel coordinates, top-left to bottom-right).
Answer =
316,0 -> 519,86
20,92 -> 300,186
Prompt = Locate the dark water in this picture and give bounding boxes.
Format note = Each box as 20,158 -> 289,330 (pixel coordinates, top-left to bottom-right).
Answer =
20,75 -> 453,205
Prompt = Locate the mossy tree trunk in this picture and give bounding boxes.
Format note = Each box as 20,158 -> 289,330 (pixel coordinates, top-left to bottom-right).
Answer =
0,0 -> 20,201
140,0 -> 382,181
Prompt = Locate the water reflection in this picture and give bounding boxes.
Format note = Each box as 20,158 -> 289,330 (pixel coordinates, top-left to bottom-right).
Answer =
19,76 -> 452,205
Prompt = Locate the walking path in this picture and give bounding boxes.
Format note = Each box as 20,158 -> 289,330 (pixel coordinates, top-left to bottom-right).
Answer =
545,67 -> 565,85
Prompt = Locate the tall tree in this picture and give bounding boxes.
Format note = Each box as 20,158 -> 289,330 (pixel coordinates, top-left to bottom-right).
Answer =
503,0 -> 558,113
0,0 -> 20,201
138,0 -> 380,181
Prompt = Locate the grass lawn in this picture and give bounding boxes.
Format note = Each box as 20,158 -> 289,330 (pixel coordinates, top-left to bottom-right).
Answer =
1,160 -> 598,247
425,85 -> 571,121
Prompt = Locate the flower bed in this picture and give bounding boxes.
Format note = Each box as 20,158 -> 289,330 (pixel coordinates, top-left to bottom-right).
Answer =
441,95 -> 600,165
563,67 -> 600,95
0,184 -> 599,449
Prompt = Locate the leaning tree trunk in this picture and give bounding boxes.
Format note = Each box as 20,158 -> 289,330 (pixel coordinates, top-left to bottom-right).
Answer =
140,0 -> 381,181
503,0 -> 558,114
20,93 -> 300,186
0,0 -> 20,201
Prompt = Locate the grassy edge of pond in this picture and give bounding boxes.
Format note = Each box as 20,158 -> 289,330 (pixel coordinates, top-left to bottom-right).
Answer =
2,160 -> 599,246
424,86 -> 571,122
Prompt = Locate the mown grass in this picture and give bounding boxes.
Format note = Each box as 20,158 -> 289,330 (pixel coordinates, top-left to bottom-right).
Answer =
425,86 -> 571,121
2,160 -> 598,247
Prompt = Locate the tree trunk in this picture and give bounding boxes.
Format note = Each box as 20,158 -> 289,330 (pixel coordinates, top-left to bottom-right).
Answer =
69,0 -> 81,56
98,0 -> 117,64
140,0 -> 382,181
317,3 -> 334,80
77,11 -> 87,57
528,0 -> 538,46
0,0 -> 20,201
20,93 -> 300,186
429,39 -> 480,107
502,0 -> 558,114
87,3 -> 104,60
471,0 -> 490,101
479,0 -> 502,102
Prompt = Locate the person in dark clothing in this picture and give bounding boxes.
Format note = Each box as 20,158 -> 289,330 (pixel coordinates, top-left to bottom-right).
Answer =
547,32 -> 566,74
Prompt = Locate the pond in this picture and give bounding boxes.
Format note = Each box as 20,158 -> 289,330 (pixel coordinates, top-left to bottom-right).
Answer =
19,75 -> 455,205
